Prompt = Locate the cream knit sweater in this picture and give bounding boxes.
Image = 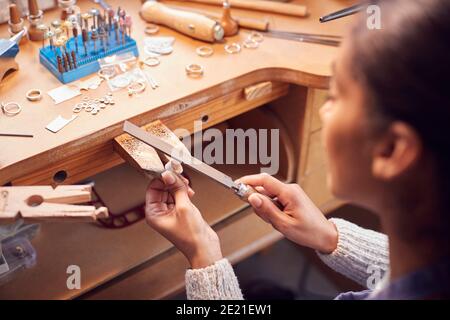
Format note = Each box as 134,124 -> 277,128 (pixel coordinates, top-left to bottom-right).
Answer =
185,218 -> 389,300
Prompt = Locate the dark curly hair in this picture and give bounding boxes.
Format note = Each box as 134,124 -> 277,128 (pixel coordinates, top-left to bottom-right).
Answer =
349,0 -> 450,235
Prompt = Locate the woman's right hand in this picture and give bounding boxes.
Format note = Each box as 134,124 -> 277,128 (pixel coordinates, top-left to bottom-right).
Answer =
238,173 -> 338,254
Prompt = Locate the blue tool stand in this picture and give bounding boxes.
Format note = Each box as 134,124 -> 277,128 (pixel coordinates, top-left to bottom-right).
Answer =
39,32 -> 139,84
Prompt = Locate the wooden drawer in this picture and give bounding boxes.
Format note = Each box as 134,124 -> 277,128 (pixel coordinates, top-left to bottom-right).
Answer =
10,82 -> 289,186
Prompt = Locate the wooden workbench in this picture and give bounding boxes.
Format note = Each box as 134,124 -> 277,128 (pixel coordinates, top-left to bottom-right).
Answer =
0,0 -> 353,299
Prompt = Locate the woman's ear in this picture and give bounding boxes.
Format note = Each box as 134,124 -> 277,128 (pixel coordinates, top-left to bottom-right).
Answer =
372,122 -> 423,181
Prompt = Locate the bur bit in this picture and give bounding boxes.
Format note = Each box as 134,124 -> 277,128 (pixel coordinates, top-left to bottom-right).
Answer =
82,29 -> 88,55
91,29 -> 98,54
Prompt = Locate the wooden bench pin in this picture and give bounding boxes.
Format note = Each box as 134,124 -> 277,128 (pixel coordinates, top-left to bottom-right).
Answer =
0,185 -> 108,224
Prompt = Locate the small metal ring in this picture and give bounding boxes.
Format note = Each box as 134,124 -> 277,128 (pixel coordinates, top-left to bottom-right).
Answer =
72,106 -> 83,113
127,81 -> 147,96
1,102 -> 22,116
98,67 -> 116,80
110,76 -> 131,88
85,105 -> 94,112
248,32 -> 264,43
185,64 -> 204,77
243,38 -> 259,49
196,46 -> 214,57
144,24 -> 160,35
225,43 -> 241,54
143,56 -> 160,67
26,89 -> 43,102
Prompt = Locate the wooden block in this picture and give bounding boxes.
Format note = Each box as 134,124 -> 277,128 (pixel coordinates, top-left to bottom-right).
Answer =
0,185 -> 108,223
244,81 -> 273,101
114,120 -> 190,177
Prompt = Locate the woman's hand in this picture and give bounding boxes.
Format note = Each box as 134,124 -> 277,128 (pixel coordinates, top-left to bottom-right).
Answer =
238,173 -> 338,254
145,170 -> 223,269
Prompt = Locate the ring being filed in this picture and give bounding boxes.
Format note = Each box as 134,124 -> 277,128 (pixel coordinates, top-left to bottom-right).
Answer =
144,24 -> 160,35
243,38 -> 259,49
224,43 -> 241,54
143,56 -> 160,67
26,89 -> 43,102
248,31 -> 264,43
185,64 -> 204,77
196,46 -> 214,57
1,102 -> 22,116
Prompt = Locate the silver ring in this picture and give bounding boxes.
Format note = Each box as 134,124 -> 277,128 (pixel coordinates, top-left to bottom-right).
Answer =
143,56 -> 160,67
225,43 -> 241,54
26,89 -> 43,102
243,38 -> 259,49
1,102 -> 22,116
196,46 -> 214,57
185,64 -> 204,77
127,81 -> 147,96
248,32 -> 264,43
98,67 -> 116,80
110,76 -> 131,88
144,24 -> 160,35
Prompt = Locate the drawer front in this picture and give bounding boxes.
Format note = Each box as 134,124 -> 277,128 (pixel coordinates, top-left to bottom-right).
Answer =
11,82 -> 289,186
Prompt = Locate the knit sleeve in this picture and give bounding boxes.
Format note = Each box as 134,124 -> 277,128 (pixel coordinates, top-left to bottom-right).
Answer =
185,258 -> 244,300
317,218 -> 390,288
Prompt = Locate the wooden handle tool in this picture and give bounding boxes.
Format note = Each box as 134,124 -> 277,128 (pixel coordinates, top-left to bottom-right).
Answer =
140,1 -> 224,42
165,4 -> 269,31
175,0 -> 308,17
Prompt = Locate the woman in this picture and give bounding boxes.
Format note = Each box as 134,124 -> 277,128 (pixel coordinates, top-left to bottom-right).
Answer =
144,0 -> 450,300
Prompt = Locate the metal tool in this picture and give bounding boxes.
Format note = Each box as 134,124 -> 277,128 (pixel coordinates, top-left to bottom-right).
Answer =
123,121 -> 283,208
0,30 -> 25,82
320,4 -> 364,23
72,26 -> 79,53
260,30 -> 342,47
0,133 -> 33,138
82,28 -> 89,55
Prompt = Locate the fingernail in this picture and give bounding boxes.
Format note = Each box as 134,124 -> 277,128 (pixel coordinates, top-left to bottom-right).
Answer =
162,171 -> 176,185
249,194 -> 262,208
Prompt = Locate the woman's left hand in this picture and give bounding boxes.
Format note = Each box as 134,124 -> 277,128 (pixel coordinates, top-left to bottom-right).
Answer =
145,170 -> 223,269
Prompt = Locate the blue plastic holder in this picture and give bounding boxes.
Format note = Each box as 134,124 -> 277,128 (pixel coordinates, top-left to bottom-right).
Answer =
39,32 -> 139,84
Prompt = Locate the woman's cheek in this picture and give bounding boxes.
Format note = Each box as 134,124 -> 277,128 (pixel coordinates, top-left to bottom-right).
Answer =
320,102 -> 351,199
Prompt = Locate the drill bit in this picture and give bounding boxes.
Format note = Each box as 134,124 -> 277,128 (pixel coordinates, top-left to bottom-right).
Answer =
114,18 -> 119,44
91,28 -> 98,54
72,26 -> 79,53
81,13 -> 92,30
66,51 -> 72,69
57,55 -> 64,73
125,15 -> 132,38
90,9 -> 100,30
119,17 -> 125,45
99,27 -> 106,53
82,28 -> 88,55
71,51 -> 77,68
107,8 -> 114,34
46,30 -> 55,52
